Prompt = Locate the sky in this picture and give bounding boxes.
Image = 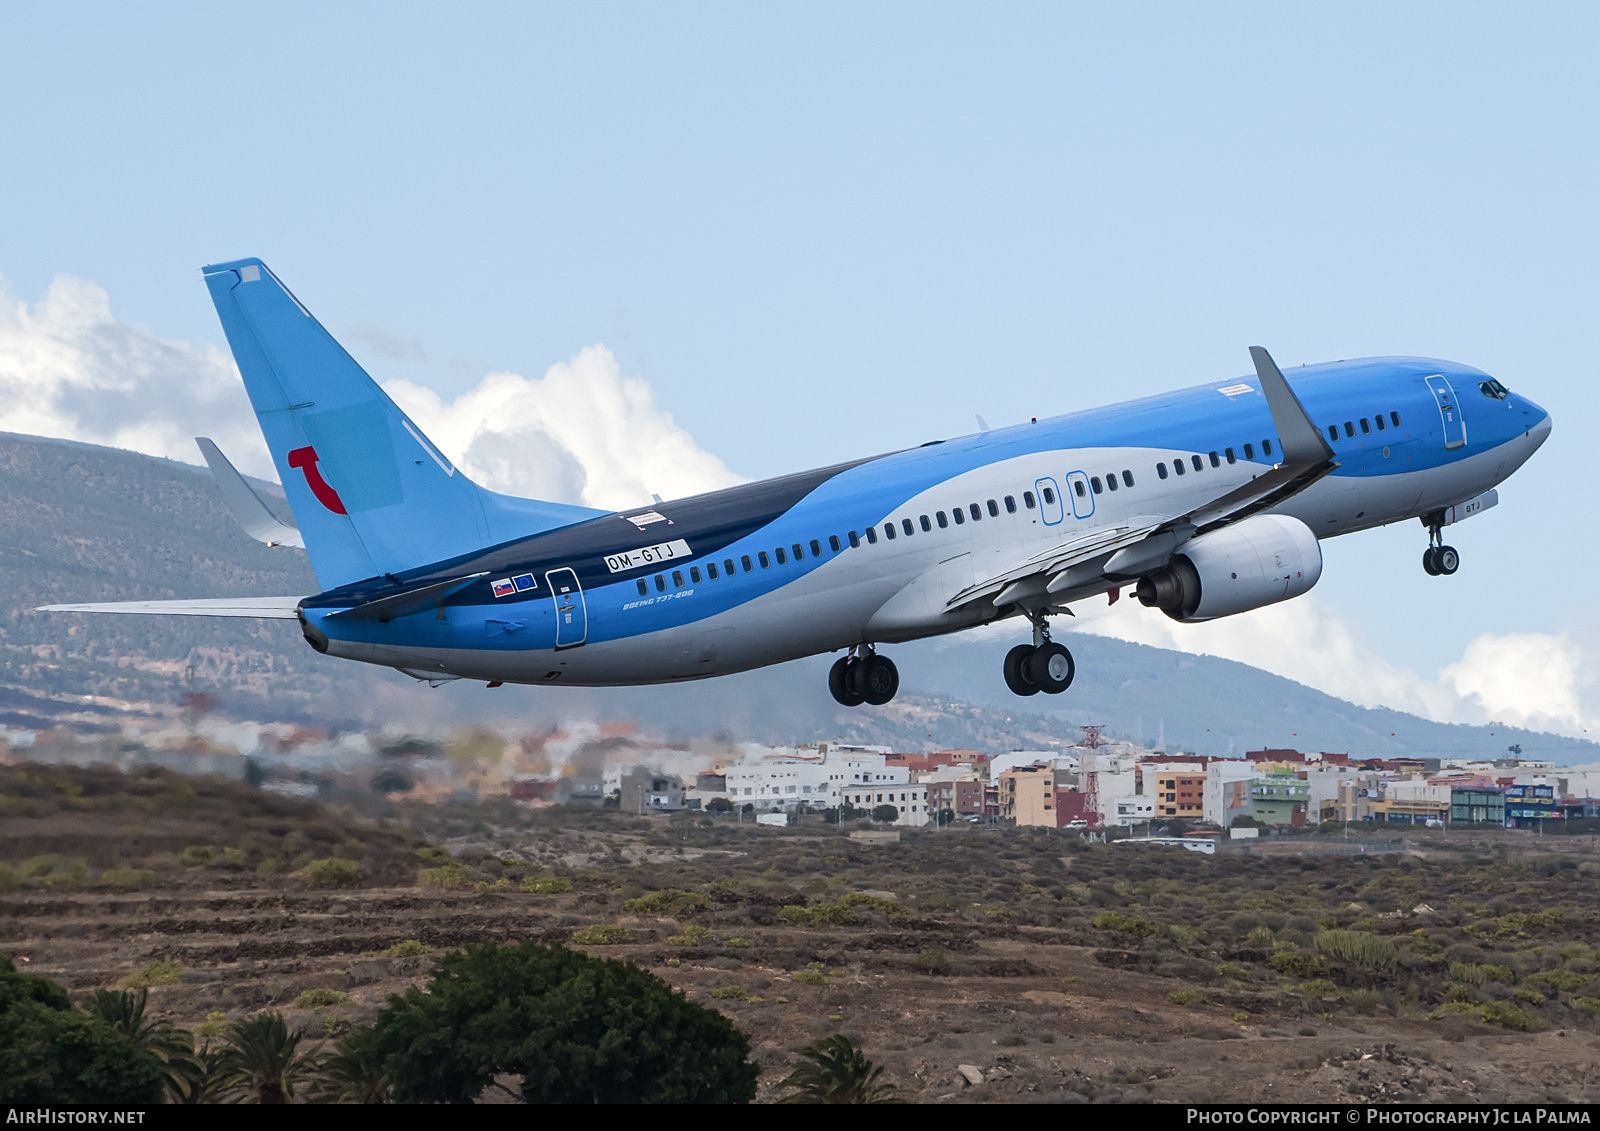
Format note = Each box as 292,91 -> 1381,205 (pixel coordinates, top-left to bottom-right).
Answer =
0,3 -> 1596,738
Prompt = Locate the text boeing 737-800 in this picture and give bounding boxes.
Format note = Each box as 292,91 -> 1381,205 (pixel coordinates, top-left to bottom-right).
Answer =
40,259 -> 1551,704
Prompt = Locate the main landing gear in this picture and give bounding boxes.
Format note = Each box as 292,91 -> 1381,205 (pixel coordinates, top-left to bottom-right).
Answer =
829,646 -> 899,707
1421,516 -> 1459,577
1002,614 -> 1075,697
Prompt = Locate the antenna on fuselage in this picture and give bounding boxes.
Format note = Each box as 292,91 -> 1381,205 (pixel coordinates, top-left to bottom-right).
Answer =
975,414 -> 991,433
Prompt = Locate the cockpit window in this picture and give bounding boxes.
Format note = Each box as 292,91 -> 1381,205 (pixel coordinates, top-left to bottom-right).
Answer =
1478,377 -> 1510,400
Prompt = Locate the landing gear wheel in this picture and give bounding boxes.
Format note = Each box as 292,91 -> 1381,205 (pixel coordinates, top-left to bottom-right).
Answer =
1436,545 -> 1459,575
1422,547 -> 1441,576
828,657 -> 864,706
857,654 -> 899,706
1026,642 -> 1075,695
1003,644 -> 1040,697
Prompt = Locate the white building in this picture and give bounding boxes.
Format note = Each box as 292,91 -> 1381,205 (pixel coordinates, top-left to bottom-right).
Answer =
720,760 -> 835,810
1206,759 -> 1262,827
1112,796 -> 1156,827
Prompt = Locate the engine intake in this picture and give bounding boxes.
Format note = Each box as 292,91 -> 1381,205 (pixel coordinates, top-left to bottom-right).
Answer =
1135,514 -> 1322,622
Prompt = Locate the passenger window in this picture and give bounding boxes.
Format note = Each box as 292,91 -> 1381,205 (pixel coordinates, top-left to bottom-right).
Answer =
1003,496 -> 1016,513
936,511 -> 948,528
1359,418 -> 1370,434
828,536 -> 840,552
969,503 -> 982,521
759,551 -> 771,568
655,575 -> 666,592
726,558 -> 738,575
793,543 -> 804,560
847,532 -> 860,548
775,547 -> 787,564
1122,470 -> 1134,487
1104,475 -> 1117,492
1243,443 -> 1255,460
883,524 -> 895,541
1074,479 -> 1087,497
1023,491 -> 1036,509
1344,422 -> 1354,437
1262,439 -> 1273,456
1089,476 -> 1102,494
810,539 -> 821,556
1226,447 -> 1237,463
1390,411 -> 1401,427
636,578 -> 648,596
1191,455 -> 1203,472
952,507 -> 965,524
690,567 -> 701,584
1209,451 -> 1220,467
673,570 -> 684,587
902,518 -> 915,536
1327,425 -> 1338,442
1374,414 -> 1385,431
1173,460 -> 1185,476
865,527 -> 878,544
919,514 -> 931,531
707,562 -> 719,579
1041,486 -> 1056,505
1157,463 -> 1168,480
986,499 -> 998,516
742,555 -> 753,571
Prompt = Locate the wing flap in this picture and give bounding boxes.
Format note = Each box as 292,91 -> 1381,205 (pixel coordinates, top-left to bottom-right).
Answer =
36,597 -> 304,619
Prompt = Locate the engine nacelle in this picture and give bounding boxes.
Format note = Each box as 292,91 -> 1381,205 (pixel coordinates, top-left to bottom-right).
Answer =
1135,514 -> 1322,622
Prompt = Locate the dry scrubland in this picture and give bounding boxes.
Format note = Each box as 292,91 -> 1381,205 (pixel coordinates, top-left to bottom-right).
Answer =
4,763 -> 1600,1104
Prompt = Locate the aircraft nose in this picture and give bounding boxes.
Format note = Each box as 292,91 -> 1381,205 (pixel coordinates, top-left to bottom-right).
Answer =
1526,406 -> 1552,449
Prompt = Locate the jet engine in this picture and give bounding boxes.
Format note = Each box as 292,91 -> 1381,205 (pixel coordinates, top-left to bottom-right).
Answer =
1135,514 -> 1322,622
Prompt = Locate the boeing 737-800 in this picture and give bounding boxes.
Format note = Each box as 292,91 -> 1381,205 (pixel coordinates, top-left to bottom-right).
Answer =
41,258 -> 1551,705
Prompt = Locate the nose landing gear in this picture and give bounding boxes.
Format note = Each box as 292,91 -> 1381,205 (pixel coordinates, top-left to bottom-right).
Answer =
828,646 -> 899,707
1002,614 -> 1075,697
1421,516 -> 1459,576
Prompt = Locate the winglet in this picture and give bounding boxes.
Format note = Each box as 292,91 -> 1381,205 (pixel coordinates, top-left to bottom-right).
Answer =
1248,347 -> 1335,465
195,438 -> 306,548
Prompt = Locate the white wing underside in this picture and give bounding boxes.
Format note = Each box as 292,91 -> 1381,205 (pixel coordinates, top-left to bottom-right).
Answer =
36,597 -> 304,619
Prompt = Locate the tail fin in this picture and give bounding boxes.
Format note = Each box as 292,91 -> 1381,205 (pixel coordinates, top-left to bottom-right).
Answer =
201,258 -> 605,589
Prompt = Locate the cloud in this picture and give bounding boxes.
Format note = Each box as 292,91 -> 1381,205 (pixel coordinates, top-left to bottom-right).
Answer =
0,273 -> 742,509
0,273 -> 273,476
381,346 -> 744,510
1069,593 -> 1600,739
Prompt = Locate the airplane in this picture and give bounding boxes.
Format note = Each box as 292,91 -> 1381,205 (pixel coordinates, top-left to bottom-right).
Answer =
41,258 -> 1551,705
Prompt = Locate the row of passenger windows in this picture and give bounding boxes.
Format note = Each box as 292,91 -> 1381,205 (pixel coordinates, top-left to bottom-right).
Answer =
1155,439 -> 1274,480
630,481 -> 1130,596
1327,411 -> 1401,441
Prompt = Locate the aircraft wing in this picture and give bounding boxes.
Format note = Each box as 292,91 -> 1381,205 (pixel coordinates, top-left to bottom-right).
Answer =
36,597 -> 305,619
949,347 -> 1338,610
195,437 -> 305,549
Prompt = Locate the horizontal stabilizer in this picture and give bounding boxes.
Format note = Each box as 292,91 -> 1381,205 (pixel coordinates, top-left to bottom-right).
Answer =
36,597 -> 304,619
195,437 -> 305,548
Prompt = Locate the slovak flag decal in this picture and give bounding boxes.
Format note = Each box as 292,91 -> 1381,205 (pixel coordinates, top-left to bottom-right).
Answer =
491,578 -> 516,598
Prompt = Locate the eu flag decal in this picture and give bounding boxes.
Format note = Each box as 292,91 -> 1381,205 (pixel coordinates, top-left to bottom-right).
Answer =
512,573 -> 537,592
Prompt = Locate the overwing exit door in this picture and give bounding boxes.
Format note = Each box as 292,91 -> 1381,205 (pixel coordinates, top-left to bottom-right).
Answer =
1065,471 -> 1095,519
545,568 -> 587,648
1424,375 -> 1467,450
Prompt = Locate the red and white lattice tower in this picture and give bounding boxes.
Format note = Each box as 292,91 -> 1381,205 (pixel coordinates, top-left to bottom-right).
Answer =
1081,725 -> 1106,750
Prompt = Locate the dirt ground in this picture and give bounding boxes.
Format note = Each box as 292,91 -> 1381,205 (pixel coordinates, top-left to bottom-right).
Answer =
4,764 -> 1600,1104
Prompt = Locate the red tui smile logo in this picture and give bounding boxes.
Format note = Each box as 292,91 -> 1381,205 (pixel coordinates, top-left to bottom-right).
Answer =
287,446 -> 347,514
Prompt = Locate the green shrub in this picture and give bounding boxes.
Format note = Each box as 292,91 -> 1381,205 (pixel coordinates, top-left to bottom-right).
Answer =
97,867 -> 146,888
1299,979 -> 1340,997
1168,990 -> 1207,1007
710,985 -> 747,1000
1247,926 -> 1276,948
1167,924 -> 1196,945
27,855 -> 87,885
179,845 -> 214,867
1315,930 -> 1397,968
1091,911 -> 1159,938
1570,997 -> 1600,1015
1449,962 -> 1487,985
779,902 -> 858,927
417,865 -> 472,889
571,924 -> 633,946
839,893 -> 913,920
1270,950 -> 1327,978
0,863 -> 22,892
1528,968 -> 1588,993
792,969 -> 829,986
221,846 -> 248,867
195,1010 -> 228,1038
625,889 -> 711,915
387,939 -> 431,958
415,846 -> 452,862
1512,988 -> 1546,1006
520,874 -> 573,894
1479,1000 -> 1537,1030
299,857 -> 364,888
724,937 -> 750,948
666,925 -> 711,946
256,857 -> 280,876
122,960 -> 182,988
293,988 -> 350,1009
914,947 -> 947,971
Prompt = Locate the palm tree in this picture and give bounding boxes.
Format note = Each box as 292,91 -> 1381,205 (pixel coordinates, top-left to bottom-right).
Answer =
219,1011 -> 313,1104
775,1035 -> 901,1104
307,1030 -> 391,1104
84,988 -> 196,1098
168,1041 -> 230,1104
